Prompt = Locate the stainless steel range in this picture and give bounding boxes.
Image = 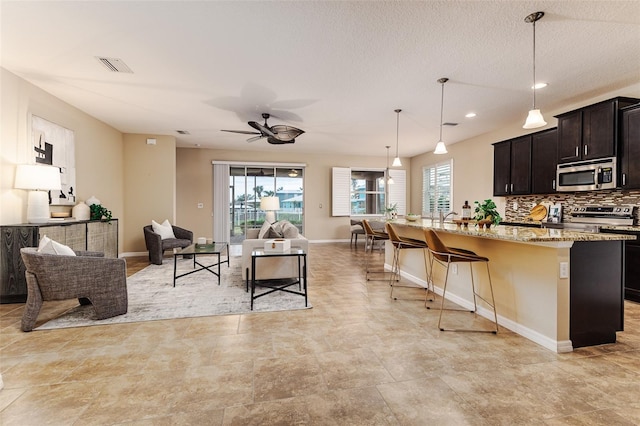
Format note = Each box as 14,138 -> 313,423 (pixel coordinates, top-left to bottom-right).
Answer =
544,204 -> 636,232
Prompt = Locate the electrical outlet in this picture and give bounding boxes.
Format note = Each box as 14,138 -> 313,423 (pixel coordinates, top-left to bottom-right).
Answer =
559,262 -> 569,278
197,203 -> 204,209
451,264 -> 458,275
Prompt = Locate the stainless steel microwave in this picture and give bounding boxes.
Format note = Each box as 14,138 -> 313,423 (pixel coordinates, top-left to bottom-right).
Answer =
556,157 -> 617,192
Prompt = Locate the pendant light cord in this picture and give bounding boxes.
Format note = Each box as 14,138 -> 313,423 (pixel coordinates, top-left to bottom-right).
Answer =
532,19 -> 537,109
439,81 -> 445,141
395,112 -> 400,157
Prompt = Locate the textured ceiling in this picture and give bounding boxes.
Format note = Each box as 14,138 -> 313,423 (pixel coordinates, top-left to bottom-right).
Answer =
2,1 -> 639,157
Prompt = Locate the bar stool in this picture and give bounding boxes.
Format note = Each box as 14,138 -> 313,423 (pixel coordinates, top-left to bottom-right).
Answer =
386,223 -> 433,301
362,219 -> 389,281
423,229 -> 498,334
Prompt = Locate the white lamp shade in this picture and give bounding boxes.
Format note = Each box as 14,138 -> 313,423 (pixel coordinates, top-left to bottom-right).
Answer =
523,109 -> 547,129
260,196 -> 280,212
15,165 -> 61,190
434,141 -> 448,155
392,157 -> 402,167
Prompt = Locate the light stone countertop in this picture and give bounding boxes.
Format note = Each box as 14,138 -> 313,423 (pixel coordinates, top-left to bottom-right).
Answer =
388,219 -> 636,243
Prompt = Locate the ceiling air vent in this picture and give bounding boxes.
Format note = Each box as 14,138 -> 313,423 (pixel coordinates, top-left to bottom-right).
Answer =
443,122 -> 458,126
176,130 -> 190,135
96,57 -> 133,73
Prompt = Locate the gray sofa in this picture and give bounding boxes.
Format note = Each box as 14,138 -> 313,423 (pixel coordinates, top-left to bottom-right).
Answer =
20,247 -> 128,331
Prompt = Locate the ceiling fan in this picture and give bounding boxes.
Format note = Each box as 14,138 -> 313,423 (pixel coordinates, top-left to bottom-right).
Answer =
221,113 -> 304,145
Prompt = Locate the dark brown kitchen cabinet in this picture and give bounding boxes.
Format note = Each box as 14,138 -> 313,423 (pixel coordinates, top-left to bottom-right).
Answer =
557,97 -> 639,164
620,104 -> 640,189
493,136 -> 531,196
531,128 -> 558,194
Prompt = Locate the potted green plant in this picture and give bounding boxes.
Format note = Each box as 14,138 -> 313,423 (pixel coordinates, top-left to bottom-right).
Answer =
384,203 -> 398,220
90,204 -> 113,223
474,199 -> 502,228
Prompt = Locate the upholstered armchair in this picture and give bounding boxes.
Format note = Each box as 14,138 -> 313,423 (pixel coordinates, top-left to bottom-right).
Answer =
20,248 -> 128,332
143,225 -> 193,265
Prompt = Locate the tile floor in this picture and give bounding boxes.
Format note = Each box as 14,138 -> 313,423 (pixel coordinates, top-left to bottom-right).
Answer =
1,242 -> 639,425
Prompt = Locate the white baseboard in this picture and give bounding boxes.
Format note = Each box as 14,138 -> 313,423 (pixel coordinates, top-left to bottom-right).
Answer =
120,251 -> 148,258
395,268 -> 573,353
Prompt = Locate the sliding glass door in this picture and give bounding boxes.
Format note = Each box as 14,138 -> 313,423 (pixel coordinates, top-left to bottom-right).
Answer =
229,166 -> 304,244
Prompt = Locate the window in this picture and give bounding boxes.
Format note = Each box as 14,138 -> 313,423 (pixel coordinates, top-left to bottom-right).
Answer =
422,160 -> 453,216
332,167 -> 406,216
350,170 -> 385,215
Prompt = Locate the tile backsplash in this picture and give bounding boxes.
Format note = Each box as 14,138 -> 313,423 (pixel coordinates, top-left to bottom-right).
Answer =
504,189 -> 640,224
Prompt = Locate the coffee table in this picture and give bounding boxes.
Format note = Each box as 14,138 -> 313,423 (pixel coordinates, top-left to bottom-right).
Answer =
173,242 -> 229,287
250,247 -> 307,310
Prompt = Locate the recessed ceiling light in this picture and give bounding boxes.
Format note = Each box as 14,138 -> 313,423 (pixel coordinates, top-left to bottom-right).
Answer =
465,112 -> 477,118
532,83 -> 548,89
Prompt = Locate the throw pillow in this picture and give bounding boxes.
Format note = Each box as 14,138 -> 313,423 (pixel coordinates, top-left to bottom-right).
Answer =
39,239 -> 76,256
258,220 -> 272,239
152,219 -> 176,240
38,235 -> 51,251
266,225 -> 284,238
281,221 -> 299,238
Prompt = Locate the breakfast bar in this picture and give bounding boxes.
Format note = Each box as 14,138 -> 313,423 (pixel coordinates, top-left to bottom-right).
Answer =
384,219 -> 635,353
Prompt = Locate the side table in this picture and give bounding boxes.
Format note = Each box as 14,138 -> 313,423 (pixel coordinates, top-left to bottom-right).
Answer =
250,247 -> 307,310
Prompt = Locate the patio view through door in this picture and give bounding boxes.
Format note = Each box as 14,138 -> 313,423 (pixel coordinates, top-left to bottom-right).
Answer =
229,165 -> 304,244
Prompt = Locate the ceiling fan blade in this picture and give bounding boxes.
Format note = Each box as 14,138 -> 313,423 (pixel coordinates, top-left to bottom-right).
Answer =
248,121 -> 275,137
221,129 -> 261,135
246,135 -> 265,143
270,125 -> 305,141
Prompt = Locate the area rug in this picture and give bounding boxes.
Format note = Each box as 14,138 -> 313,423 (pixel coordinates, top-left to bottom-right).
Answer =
35,255 -> 311,330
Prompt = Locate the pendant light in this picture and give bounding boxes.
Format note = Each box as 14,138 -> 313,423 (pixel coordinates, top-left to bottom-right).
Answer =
523,11 -> 547,129
392,109 -> 402,167
385,145 -> 394,185
434,77 -> 448,154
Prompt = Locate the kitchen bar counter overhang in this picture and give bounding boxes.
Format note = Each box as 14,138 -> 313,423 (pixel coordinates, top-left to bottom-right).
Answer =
383,219 -> 635,353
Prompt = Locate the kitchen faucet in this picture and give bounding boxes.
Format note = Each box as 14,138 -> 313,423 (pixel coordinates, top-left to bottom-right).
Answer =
439,211 -> 458,224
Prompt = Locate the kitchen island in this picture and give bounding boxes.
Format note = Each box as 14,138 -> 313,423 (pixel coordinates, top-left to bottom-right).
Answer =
384,219 -> 635,353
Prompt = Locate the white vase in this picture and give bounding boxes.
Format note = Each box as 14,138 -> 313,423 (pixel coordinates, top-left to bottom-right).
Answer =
72,201 -> 90,220
86,195 -> 100,206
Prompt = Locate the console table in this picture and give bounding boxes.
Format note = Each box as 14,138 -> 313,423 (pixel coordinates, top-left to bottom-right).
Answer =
0,219 -> 118,303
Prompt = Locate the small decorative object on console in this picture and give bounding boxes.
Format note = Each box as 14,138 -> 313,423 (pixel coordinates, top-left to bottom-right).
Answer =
264,238 -> 291,253
405,214 -> 421,222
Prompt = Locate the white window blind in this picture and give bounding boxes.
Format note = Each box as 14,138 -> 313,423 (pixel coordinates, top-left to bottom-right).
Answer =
332,167 -> 351,216
388,169 -> 406,215
422,160 -> 453,216
212,163 -> 230,243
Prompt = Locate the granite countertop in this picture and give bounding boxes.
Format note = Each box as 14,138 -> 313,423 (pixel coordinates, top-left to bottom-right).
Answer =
391,219 -> 636,243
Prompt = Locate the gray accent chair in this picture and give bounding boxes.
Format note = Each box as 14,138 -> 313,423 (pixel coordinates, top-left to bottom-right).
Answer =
143,225 -> 193,265
350,219 -> 365,246
20,248 -> 128,332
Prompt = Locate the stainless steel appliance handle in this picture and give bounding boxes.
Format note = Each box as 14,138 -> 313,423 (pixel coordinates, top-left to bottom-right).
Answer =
595,167 -> 601,186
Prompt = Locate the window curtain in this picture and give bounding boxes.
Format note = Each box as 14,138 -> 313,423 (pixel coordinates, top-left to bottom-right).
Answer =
212,163 -> 230,243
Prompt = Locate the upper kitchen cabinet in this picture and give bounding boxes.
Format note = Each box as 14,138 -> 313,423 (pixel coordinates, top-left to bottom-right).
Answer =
493,135 -> 531,196
620,104 -> 640,189
556,97 -> 640,164
531,128 -> 558,194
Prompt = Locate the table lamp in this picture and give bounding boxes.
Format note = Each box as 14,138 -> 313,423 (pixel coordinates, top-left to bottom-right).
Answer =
260,196 -> 280,224
14,164 -> 62,223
